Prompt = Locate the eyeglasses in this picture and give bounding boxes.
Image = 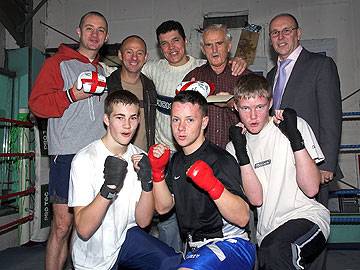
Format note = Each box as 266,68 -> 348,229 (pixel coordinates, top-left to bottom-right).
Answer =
269,27 -> 298,38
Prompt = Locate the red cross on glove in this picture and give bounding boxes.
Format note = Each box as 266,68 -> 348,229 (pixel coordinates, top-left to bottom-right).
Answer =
77,71 -> 107,94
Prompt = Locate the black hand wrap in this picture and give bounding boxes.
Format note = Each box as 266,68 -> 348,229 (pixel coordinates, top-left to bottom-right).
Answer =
278,108 -> 305,152
137,153 -> 153,192
100,156 -> 128,200
229,125 -> 250,166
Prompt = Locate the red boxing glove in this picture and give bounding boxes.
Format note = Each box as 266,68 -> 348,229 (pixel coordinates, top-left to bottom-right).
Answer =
148,144 -> 170,182
186,160 -> 224,200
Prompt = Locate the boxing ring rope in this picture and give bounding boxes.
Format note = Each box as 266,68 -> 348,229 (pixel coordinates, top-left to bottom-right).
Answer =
331,120 -> 360,225
338,114 -> 360,186
0,186 -> 35,201
342,111 -> 360,118
339,144 -> 360,154
330,214 -> 360,224
330,188 -> 360,219
0,153 -> 35,158
0,186 -> 35,235
0,215 -> 34,235
0,117 -> 33,127
0,116 -> 35,239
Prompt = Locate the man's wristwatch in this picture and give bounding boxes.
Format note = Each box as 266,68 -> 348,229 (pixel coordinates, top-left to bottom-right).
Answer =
100,184 -> 117,200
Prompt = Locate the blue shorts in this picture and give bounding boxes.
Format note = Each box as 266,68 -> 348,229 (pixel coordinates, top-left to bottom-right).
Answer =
49,154 -> 75,204
179,237 -> 256,270
111,226 -> 182,270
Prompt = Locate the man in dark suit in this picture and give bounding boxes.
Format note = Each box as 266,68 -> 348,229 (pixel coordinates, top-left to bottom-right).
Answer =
267,13 -> 343,201
267,13 -> 342,270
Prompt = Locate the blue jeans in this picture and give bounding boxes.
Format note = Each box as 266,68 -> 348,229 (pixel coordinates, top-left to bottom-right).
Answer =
111,226 -> 182,270
158,212 -> 183,253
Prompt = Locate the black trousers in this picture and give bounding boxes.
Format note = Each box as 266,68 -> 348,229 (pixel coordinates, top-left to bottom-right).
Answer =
258,219 -> 327,270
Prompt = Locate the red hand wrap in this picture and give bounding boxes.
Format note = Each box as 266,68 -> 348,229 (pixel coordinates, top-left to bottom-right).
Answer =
186,160 -> 224,200
148,144 -> 170,182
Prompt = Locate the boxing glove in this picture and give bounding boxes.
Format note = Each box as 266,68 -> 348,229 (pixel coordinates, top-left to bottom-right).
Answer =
136,153 -> 153,192
229,125 -> 250,166
100,156 -> 128,200
186,160 -> 224,200
76,71 -> 107,94
175,81 -> 215,98
148,144 -> 170,182
278,108 -> 305,152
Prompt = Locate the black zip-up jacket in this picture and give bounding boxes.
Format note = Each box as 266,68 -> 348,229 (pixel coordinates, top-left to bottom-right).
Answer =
107,67 -> 157,149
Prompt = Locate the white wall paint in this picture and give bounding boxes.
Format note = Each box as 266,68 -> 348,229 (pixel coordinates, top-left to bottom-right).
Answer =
0,24 -> 5,68
32,0 -> 47,52
5,30 -> 18,50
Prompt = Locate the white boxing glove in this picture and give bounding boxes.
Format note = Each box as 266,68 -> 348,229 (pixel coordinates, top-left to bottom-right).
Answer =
76,71 -> 107,94
175,81 -> 215,98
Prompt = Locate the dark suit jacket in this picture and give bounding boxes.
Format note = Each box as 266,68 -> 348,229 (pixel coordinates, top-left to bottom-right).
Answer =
267,48 -> 342,178
106,67 -> 157,149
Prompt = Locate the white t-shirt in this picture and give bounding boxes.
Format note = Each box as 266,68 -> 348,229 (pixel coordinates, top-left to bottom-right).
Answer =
68,139 -> 144,270
142,56 -> 206,151
227,117 -> 330,245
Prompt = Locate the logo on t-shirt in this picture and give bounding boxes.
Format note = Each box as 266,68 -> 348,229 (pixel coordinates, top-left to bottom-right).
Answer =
255,159 -> 271,168
156,94 -> 173,115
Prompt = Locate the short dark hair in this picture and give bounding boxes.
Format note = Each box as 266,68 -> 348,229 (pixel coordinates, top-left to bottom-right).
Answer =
104,90 -> 140,116
156,20 -> 186,44
172,90 -> 208,116
233,73 -> 272,100
79,11 -> 108,31
119,35 -> 147,53
269,13 -> 299,29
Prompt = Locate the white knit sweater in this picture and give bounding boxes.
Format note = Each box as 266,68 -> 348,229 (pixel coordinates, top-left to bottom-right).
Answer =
142,56 -> 206,150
